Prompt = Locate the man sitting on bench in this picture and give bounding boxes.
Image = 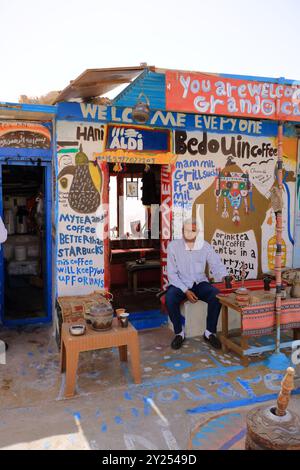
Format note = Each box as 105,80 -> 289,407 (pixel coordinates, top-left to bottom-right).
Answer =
166,218 -> 227,350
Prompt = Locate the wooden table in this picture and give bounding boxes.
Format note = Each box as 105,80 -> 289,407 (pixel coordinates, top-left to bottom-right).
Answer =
217,290 -> 300,366
60,318 -> 141,397
126,260 -> 161,295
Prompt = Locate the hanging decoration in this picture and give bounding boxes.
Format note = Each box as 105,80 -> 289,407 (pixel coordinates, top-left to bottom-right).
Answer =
215,169 -> 253,224
112,162 -> 127,173
268,233 -> 287,271
126,178 -> 139,198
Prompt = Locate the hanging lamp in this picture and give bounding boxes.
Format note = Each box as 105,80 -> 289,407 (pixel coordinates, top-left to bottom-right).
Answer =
132,92 -> 150,124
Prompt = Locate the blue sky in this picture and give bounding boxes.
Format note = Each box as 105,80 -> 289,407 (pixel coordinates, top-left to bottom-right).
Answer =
1,0 -> 299,102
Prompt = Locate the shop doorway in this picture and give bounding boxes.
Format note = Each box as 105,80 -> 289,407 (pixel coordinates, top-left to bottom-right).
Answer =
108,163 -> 161,312
0,161 -> 52,325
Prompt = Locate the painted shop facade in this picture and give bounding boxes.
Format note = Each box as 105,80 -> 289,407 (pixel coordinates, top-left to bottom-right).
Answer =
0,68 -> 300,326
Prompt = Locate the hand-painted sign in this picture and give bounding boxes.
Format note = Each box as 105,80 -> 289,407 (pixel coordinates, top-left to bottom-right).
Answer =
172,129 -> 297,277
0,121 -> 51,148
56,121 -> 105,296
106,124 -> 170,152
57,102 -> 296,137
166,71 -> 300,122
161,164 -> 174,293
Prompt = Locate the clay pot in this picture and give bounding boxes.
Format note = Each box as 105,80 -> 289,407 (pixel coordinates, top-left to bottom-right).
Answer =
235,287 -> 250,306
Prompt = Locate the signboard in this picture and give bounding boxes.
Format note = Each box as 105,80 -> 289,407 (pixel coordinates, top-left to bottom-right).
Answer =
166,71 -> 300,122
172,128 -> 297,278
161,164 -> 174,293
0,121 -> 51,148
57,102 -> 298,137
95,124 -> 175,164
106,124 -> 170,152
56,121 -> 106,296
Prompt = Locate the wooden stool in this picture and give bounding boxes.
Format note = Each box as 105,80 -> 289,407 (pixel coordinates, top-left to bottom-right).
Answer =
60,318 -> 141,398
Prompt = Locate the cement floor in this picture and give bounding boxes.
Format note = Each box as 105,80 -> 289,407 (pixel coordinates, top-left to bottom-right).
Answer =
0,325 -> 299,450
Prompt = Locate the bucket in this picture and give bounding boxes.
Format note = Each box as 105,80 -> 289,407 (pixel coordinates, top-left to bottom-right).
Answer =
15,245 -> 27,261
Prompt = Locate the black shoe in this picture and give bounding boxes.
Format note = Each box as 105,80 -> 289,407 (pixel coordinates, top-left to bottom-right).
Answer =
171,335 -> 185,350
203,333 -> 221,350
5,342 -> 8,351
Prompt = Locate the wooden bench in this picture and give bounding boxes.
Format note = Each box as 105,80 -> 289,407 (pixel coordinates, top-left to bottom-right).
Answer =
126,260 -> 161,295
167,299 -> 241,338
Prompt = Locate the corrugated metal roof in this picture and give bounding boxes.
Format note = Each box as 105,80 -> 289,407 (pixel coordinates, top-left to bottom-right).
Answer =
54,66 -> 150,103
112,70 -> 166,110
0,101 -> 56,120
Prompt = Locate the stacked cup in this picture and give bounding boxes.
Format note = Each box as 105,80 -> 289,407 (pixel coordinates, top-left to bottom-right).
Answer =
115,308 -> 129,328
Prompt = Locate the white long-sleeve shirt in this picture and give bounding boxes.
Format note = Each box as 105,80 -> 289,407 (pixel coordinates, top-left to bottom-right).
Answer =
167,238 -> 227,293
0,217 -> 7,244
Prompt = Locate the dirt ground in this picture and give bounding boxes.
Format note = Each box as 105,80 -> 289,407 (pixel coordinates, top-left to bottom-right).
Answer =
0,324 -> 299,450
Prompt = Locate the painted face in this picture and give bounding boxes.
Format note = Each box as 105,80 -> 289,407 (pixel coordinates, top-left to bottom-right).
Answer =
228,193 -> 242,208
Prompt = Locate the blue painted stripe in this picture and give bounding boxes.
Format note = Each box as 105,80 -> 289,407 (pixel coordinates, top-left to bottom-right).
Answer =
283,181 -> 294,245
45,162 -> 53,325
219,428 -> 247,450
3,317 -> 51,327
0,148 -> 52,158
186,387 -> 300,414
0,101 -> 56,114
131,364 -> 245,390
113,71 -> 166,110
244,341 -> 294,355
219,73 -> 299,86
129,357 -> 275,391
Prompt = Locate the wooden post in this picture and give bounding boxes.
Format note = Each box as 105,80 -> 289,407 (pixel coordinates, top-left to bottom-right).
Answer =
274,120 -> 284,354
275,367 -> 295,416
245,367 -> 300,450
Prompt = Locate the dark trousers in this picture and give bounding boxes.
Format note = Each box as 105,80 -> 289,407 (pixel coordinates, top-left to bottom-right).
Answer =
166,282 -> 221,335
